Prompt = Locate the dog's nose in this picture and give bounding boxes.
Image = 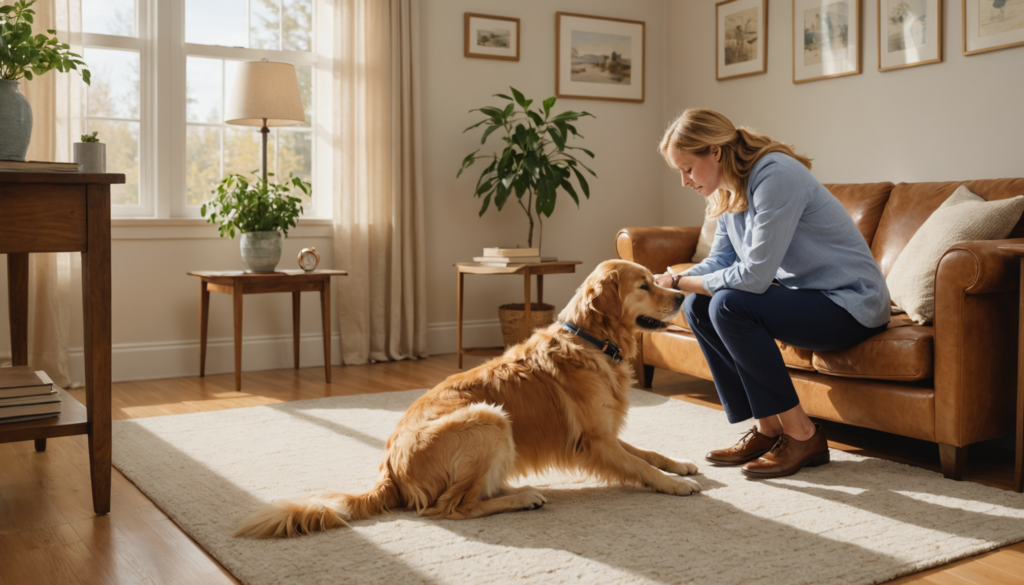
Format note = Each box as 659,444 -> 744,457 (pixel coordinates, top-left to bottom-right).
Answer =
674,293 -> 685,306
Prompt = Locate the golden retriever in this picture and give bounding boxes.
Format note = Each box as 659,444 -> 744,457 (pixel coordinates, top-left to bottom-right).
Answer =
235,259 -> 700,538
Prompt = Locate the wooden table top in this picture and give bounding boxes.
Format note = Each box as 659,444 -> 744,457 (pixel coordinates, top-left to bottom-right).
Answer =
454,260 -> 582,275
187,269 -> 348,279
0,171 -> 126,184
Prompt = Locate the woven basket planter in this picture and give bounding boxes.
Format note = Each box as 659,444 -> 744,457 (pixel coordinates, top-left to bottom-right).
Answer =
498,303 -> 556,348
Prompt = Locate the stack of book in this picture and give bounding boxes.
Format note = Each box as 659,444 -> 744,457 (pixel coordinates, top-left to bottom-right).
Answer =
0,367 -> 61,424
0,160 -> 82,173
474,248 -> 558,266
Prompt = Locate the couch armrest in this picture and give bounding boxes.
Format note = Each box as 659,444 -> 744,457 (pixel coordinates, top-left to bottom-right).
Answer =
615,227 -> 700,274
932,237 -> 1024,447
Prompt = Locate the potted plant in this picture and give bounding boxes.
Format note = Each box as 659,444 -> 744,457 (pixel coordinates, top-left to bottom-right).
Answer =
74,131 -> 104,172
456,87 -> 596,346
0,0 -> 90,161
201,172 -> 311,273
457,86 -> 596,252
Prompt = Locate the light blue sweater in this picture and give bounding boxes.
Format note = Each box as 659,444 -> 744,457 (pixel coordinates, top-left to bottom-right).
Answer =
683,152 -> 891,328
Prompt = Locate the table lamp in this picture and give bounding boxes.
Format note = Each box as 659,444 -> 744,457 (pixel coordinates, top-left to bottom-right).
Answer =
225,59 -> 305,183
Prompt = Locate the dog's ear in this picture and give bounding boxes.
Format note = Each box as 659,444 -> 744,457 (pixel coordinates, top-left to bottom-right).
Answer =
588,269 -> 622,319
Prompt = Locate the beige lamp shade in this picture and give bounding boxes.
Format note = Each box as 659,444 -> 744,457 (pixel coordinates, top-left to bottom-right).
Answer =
225,60 -> 305,127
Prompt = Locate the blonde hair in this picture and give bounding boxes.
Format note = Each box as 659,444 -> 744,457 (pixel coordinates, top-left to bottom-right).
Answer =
658,108 -> 812,219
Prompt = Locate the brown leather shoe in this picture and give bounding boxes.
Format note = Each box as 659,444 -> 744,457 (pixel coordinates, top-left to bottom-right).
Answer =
741,424 -> 830,479
705,426 -> 780,466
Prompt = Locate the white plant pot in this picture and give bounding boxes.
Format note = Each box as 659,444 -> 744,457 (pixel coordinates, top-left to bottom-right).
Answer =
73,142 -> 106,173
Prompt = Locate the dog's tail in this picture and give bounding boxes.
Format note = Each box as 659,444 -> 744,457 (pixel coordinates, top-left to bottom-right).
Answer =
234,477 -> 399,538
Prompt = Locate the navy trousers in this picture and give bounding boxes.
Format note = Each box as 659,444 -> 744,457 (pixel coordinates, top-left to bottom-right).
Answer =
683,286 -> 887,424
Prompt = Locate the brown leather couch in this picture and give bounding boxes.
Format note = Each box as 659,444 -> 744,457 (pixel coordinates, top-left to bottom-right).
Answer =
616,179 -> 1024,480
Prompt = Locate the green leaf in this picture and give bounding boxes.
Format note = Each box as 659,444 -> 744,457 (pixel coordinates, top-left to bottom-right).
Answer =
462,118 -> 489,133
493,93 -> 513,101
526,110 -> 544,127
560,179 -> 579,206
543,96 -> 556,117
480,124 -> 500,145
495,182 -> 509,210
572,167 -> 590,198
510,87 -> 527,109
479,193 -> 492,216
567,145 -> 595,158
546,127 -> 565,151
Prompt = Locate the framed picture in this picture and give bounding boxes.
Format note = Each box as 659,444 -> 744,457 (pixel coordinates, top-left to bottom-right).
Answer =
716,0 -> 769,80
963,0 -> 1024,55
792,0 -> 862,83
464,13 -> 520,61
879,0 -> 942,70
556,12 -> 645,103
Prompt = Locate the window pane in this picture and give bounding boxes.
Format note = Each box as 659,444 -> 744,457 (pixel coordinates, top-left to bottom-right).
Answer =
87,119 -> 139,206
186,57 -> 223,123
224,126 -> 272,179
251,0 -> 281,50
186,126 -> 222,205
84,48 -> 139,119
282,0 -> 312,52
275,130 -> 311,204
83,0 -> 135,36
185,0 -> 248,48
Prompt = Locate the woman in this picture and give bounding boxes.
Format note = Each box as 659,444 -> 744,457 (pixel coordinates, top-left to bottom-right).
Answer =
655,108 -> 890,479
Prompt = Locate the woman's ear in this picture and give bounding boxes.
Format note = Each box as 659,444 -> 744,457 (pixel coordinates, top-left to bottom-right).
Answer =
713,146 -> 721,162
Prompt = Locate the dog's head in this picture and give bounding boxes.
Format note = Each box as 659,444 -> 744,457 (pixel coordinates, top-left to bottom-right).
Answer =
559,260 -> 686,335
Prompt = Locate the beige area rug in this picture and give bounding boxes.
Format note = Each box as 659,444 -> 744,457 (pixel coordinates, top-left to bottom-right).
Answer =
111,389 -> 1024,585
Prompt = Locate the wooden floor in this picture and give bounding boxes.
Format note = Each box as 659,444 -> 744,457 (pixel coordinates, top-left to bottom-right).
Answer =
1,354 -> 1022,584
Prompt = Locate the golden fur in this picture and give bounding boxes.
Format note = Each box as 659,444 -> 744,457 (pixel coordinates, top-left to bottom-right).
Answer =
235,260 -> 700,538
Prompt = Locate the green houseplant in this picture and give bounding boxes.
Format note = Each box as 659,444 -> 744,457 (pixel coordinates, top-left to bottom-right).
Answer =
201,171 -> 311,273
0,0 -> 90,161
74,131 -> 104,172
457,87 -> 596,251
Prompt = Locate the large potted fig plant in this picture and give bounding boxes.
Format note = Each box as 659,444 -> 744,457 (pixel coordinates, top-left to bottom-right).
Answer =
456,87 -> 597,346
0,0 -> 90,161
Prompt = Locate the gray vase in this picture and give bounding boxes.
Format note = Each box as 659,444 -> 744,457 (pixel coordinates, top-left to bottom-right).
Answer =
240,231 -> 283,273
0,79 -> 33,162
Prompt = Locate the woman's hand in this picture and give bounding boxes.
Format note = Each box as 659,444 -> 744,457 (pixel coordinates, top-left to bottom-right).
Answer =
654,271 -> 676,289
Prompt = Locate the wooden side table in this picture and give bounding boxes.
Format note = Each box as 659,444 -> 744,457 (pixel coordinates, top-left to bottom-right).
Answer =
998,245 -> 1024,493
1,171 -> 124,515
187,270 -> 347,391
454,260 -> 582,368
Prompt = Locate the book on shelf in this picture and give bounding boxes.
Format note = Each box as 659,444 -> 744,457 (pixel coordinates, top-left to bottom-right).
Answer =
0,160 -> 82,172
0,366 -> 54,399
0,412 -> 60,424
482,247 -> 540,258
0,400 -> 62,421
473,256 -> 558,265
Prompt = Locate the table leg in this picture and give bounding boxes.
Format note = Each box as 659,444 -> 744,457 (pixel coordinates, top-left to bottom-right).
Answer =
83,184 -> 111,515
320,279 -> 331,383
537,274 -> 544,307
523,269 -> 532,340
233,282 -> 244,391
7,252 -> 28,367
1017,258 -> 1024,492
199,280 -> 210,377
293,291 -> 301,370
457,270 -> 464,369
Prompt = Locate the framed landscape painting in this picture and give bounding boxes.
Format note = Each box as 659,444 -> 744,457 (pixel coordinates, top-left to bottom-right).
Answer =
792,0 -> 862,83
963,0 -> 1024,55
464,13 -> 520,61
878,0 -> 942,70
717,0 -> 769,80
556,12 -> 645,103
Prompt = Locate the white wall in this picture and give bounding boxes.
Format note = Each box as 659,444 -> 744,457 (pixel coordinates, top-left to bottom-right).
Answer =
421,0 -> 670,352
662,0 -> 1024,225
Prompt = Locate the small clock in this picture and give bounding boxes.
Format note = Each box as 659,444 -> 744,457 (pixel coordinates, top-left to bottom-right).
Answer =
298,247 -> 321,272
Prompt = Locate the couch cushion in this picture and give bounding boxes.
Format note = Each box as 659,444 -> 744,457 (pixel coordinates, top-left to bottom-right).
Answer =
811,315 -> 933,381
871,179 -> 1024,278
823,182 -> 894,246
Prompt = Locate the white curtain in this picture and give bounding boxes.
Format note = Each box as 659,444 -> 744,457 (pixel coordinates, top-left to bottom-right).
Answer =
15,0 -> 83,388
332,0 -> 428,364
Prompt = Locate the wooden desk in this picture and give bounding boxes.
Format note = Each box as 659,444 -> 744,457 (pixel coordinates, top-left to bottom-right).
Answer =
1,171 -> 124,515
998,245 -> 1024,493
187,270 -> 347,391
454,261 -> 581,368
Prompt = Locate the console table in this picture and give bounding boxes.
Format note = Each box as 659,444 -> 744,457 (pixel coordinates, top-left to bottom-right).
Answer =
454,260 -> 581,368
187,270 -> 347,391
1,171 -> 124,515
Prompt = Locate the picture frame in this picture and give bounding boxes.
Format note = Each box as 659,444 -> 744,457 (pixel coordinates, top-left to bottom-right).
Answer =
464,13 -> 520,61
878,0 -> 942,70
555,12 -> 645,103
716,0 -> 769,81
792,0 -> 862,83
962,0 -> 1024,55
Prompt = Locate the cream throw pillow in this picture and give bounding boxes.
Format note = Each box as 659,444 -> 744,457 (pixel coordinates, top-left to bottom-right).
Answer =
691,208 -> 718,263
887,185 -> 1024,324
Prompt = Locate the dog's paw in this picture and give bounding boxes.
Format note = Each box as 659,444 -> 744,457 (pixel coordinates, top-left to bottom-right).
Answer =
666,458 -> 699,476
515,489 -> 547,511
660,477 -> 701,496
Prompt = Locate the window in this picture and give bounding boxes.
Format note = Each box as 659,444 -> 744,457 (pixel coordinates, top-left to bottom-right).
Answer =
81,0 -> 326,219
